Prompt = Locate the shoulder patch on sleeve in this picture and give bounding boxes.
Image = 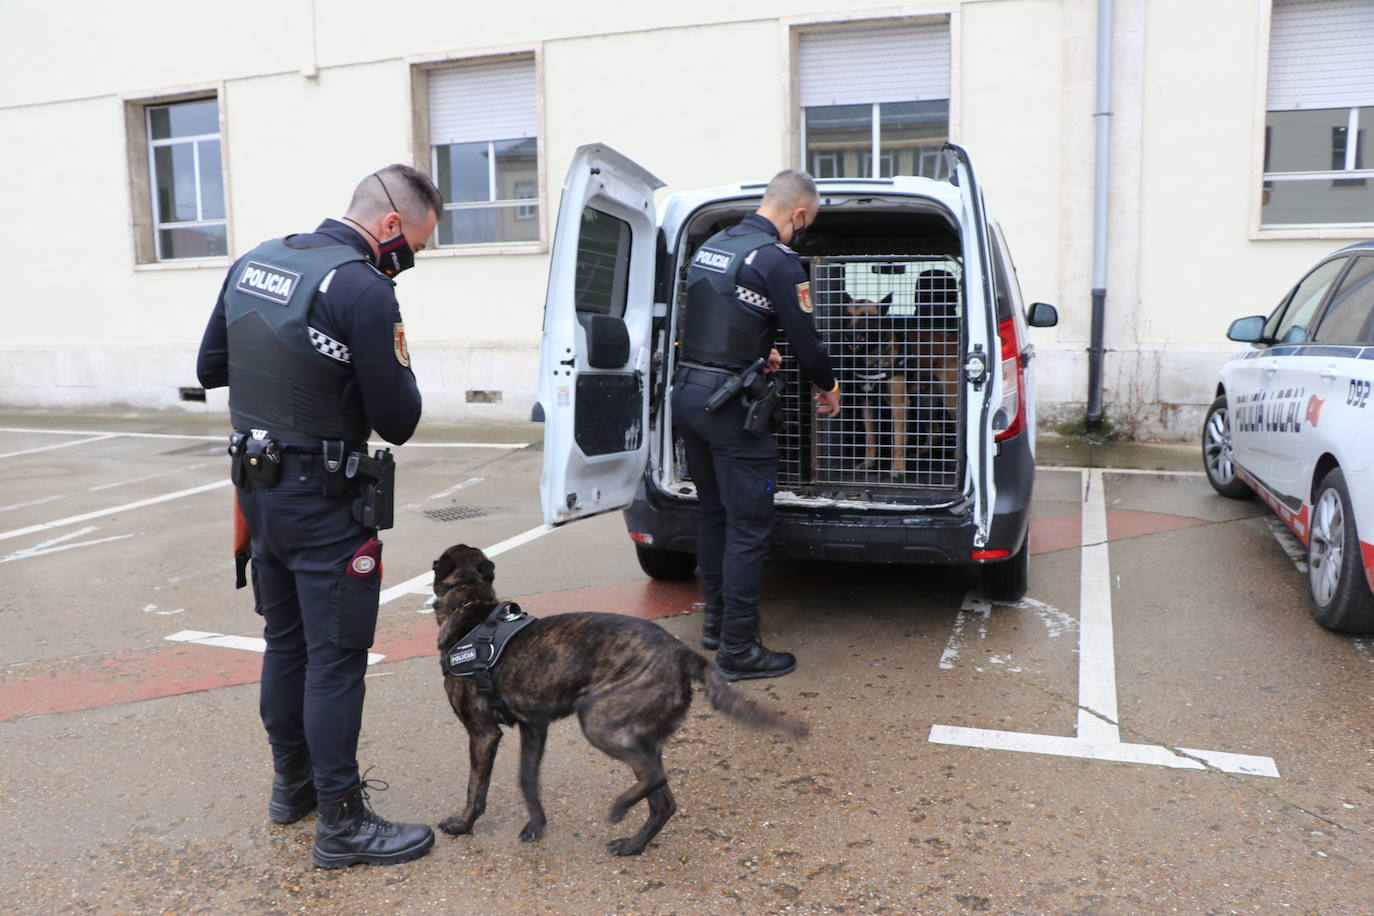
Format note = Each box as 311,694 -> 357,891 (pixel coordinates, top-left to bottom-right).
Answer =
393,322 -> 410,367
796,281 -> 813,314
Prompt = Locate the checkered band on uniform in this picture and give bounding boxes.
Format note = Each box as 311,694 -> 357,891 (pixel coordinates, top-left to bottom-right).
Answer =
308,326 -> 352,363
735,285 -> 774,311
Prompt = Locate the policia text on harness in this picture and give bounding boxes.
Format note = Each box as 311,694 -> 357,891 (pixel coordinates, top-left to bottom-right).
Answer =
439,601 -> 536,726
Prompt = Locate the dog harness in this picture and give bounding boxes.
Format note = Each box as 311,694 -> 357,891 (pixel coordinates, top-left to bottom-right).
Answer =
439,600 -> 536,726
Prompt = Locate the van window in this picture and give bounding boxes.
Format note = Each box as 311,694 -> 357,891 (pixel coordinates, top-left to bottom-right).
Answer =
1270,257 -> 1348,344
574,207 -> 632,317
1314,256 -> 1374,344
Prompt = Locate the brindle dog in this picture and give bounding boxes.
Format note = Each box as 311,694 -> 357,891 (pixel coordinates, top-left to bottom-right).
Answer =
432,543 -> 806,856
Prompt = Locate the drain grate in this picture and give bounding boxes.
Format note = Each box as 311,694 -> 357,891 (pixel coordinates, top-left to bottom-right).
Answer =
163,441 -> 226,457
422,505 -> 489,522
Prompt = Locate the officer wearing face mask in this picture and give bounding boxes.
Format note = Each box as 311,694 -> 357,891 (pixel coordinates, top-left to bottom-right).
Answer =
672,168 -> 842,681
196,164 -> 440,869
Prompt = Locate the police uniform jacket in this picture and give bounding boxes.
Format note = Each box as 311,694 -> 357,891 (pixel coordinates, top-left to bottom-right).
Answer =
197,219 -> 422,446
684,213 -> 836,392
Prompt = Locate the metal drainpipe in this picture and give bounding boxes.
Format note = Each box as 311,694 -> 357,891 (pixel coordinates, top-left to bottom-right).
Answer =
1086,0 -> 1114,428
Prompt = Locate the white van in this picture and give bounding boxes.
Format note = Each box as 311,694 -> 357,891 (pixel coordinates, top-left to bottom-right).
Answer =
536,143 -> 1057,600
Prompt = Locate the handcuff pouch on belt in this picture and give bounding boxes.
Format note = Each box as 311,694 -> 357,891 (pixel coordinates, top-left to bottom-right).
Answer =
229,430 -> 282,488
439,601 -> 536,726
347,448 -> 396,530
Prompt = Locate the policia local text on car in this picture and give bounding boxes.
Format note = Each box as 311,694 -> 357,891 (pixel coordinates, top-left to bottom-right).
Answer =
671,168 -> 842,681
196,164 -> 441,870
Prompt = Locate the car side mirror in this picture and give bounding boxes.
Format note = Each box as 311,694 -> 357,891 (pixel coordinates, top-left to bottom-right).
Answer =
576,313 -> 631,369
1027,302 -> 1058,328
1226,315 -> 1267,343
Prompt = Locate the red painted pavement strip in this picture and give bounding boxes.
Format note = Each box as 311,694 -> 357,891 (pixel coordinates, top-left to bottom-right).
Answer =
2,510 -> 1209,722
0,579 -> 713,723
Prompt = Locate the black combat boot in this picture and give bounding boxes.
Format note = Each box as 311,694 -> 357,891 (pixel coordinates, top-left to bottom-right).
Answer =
312,775 -> 435,869
700,603 -> 722,650
714,615 -> 795,681
268,747 -> 316,825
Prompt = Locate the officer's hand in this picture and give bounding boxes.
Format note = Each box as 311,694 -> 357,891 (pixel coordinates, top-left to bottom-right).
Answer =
764,348 -> 782,374
815,386 -> 841,418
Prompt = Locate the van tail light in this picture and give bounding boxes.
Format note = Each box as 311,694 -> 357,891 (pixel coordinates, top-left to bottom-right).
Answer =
995,316 -> 1026,442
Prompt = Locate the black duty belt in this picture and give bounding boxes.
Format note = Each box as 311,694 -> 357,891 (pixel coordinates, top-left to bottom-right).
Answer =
676,366 -> 738,389
439,600 -> 536,726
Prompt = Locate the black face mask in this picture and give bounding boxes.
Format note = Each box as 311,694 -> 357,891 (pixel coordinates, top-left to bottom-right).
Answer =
790,217 -> 810,245
375,232 -> 414,277
370,174 -> 414,277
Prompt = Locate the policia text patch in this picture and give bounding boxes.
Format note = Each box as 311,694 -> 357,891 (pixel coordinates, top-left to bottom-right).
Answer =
235,260 -> 302,306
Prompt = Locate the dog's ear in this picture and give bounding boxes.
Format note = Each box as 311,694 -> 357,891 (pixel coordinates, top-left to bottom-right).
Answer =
880,292 -> 893,305
477,558 -> 495,582
432,547 -> 463,596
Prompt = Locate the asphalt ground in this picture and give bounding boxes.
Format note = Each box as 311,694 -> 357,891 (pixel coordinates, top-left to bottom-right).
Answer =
1,411 -> 1372,915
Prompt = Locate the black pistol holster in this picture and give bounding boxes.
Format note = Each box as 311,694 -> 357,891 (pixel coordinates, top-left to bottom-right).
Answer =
742,371 -> 781,437
347,448 -> 395,530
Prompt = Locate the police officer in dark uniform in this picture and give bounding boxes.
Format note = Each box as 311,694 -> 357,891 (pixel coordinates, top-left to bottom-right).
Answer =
672,169 -> 841,681
196,164 -> 441,868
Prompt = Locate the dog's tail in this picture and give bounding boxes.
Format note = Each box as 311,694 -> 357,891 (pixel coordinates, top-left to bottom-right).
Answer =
688,654 -> 808,740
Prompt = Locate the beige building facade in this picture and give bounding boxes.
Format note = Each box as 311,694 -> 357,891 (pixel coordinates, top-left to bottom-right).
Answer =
2,0 -> 1371,439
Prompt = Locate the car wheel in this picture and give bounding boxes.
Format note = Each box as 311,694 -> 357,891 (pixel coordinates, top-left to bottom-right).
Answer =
1306,469 -> 1374,634
979,539 -> 1029,603
634,544 -> 697,581
1202,395 -> 1251,499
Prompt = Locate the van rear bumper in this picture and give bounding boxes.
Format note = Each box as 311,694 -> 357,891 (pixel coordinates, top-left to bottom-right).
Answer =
624,429 -> 1036,565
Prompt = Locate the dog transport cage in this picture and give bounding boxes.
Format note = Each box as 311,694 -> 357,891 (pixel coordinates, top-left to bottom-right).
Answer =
669,250 -> 965,504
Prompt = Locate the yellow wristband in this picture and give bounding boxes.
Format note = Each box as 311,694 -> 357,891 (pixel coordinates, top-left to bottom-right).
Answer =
827,380 -> 840,393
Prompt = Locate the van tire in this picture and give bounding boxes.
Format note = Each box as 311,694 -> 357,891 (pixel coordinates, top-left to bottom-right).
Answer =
634,544 -> 697,581
979,540 -> 1029,603
1307,470 -> 1374,633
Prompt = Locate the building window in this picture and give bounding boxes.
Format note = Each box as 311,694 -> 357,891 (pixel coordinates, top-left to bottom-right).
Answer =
126,95 -> 227,261
798,20 -> 951,181
425,56 -> 539,247
1262,0 -> 1374,227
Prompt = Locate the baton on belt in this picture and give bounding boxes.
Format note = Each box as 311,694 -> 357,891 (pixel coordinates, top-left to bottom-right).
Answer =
233,490 -> 250,589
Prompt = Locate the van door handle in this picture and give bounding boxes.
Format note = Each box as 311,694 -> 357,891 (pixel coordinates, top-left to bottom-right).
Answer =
1263,367 -> 1277,378
1318,366 -> 1338,380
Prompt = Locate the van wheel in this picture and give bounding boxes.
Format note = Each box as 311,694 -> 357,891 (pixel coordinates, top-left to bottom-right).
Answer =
1307,470 -> 1374,633
1202,396 -> 1251,499
979,540 -> 1029,603
634,544 -> 697,581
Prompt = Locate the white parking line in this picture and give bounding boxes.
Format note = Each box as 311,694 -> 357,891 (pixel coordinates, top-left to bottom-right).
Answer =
0,493 -> 65,514
1044,464 -> 1206,478
167,524 -> 555,658
0,433 -> 118,459
930,468 -> 1281,778
0,426 -> 219,442
0,480 -> 230,543
0,526 -> 137,564
381,523 -> 553,608
164,630 -> 386,666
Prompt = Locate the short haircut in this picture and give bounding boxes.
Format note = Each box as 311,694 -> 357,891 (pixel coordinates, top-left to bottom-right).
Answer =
345,164 -> 443,225
762,169 -> 819,210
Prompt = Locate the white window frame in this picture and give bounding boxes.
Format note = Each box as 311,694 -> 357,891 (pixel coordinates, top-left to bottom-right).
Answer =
784,12 -> 961,177
409,48 -> 547,258
146,101 -> 226,261
1250,0 -> 1374,240
122,84 -> 232,269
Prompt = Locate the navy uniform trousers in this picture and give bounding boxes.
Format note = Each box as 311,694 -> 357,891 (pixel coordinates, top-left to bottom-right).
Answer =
671,370 -> 778,638
237,451 -> 381,798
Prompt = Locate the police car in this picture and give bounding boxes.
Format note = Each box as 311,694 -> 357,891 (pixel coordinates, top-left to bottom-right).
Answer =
537,143 -> 1057,601
1204,241 -> 1374,633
